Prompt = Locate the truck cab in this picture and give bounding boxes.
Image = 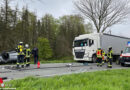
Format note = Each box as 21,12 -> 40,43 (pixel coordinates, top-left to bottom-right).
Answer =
73,33 -> 99,62
120,46 -> 130,66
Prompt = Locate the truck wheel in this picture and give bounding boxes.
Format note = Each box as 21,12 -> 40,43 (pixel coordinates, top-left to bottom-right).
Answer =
121,63 -> 125,66
92,55 -> 97,63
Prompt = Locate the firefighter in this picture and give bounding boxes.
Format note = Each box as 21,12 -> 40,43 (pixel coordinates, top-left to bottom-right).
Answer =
24,44 -> 31,67
96,48 -> 103,67
107,47 -> 113,68
102,49 -> 105,64
17,42 -> 25,68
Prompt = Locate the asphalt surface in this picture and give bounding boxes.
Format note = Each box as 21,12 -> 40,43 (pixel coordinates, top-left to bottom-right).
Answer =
0,62 -> 129,81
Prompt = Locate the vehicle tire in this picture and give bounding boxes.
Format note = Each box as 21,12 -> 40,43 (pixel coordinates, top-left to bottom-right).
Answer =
1,52 -> 9,61
121,63 -> 125,66
92,55 -> 97,63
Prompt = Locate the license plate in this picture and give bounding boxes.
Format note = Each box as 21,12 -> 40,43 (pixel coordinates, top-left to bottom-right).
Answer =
125,62 -> 130,64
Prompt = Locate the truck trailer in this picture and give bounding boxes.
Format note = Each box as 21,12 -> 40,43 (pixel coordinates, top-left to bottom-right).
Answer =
72,33 -> 130,62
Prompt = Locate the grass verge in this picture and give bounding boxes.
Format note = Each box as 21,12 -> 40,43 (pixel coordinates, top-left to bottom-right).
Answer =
4,69 -> 130,90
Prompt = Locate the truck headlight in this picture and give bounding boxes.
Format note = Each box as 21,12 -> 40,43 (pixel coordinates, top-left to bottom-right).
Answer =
120,55 -> 122,58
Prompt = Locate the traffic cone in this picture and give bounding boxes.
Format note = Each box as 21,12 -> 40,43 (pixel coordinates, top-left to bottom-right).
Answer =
37,61 -> 40,68
0,78 -> 4,88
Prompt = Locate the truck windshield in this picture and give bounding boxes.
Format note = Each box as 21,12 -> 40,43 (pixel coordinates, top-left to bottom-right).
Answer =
74,39 -> 88,47
124,47 -> 130,53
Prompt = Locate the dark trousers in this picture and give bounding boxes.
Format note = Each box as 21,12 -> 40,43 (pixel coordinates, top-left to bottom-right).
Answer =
17,55 -> 24,68
97,58 -> 102,65
108,58 -> 112,67
34,56 -> 38,64
25,57 -> 30,67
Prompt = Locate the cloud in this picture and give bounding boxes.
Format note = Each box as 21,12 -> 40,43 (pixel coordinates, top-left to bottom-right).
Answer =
9,0 -> 130,37
9,0 -> 75,18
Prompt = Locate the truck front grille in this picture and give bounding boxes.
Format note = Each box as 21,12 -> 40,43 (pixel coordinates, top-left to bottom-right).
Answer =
122,57 -> 130,62
75,52 -> 85,59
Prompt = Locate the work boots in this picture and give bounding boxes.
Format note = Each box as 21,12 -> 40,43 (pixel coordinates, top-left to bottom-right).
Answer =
16,65 -> 20,69
107,66 -> 112,68
26,64 -> 30,67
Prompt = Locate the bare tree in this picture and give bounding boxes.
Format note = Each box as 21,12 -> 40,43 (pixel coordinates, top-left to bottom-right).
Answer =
74,0 -> 130,33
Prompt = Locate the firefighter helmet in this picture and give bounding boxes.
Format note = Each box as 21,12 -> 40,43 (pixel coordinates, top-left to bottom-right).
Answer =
19,42 -> 23,44
25,44 -> 29,48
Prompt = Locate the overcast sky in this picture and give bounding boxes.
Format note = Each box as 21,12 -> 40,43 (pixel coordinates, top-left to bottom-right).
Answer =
9,0 -> 130,37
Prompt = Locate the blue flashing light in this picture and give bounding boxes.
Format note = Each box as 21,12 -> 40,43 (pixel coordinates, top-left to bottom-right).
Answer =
127,41 -> 130,46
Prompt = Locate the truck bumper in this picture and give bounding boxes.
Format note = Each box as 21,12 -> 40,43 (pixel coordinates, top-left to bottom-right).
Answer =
74,57 -> 92,61
120,58 -> 130,64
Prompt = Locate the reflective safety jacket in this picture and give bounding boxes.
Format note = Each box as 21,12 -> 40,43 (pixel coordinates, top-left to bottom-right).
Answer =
96,49 -> 102,58
102,50 -> 105,56
107,50 -> 113,59
17,45 -> 24,55
25,48 -> 31,58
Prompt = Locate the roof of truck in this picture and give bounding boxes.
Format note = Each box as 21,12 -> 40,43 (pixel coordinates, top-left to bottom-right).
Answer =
75,33 -> 130,40
75,33 -> 99,40
103,33 -> 130,39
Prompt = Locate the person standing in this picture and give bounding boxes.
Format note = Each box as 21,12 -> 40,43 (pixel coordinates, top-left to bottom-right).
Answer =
16,42 -> 25,68
107,47 -> 113,68
102,49 -> 105,64
32,47 -> 38,64
96,48 -> 103,67
24,44 -> 31,67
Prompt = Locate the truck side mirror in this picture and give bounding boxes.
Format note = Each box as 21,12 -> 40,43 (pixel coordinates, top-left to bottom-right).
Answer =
121,50 -> 123,54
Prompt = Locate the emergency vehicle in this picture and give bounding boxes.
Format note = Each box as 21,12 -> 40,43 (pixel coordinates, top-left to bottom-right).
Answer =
119,42 -> 130,66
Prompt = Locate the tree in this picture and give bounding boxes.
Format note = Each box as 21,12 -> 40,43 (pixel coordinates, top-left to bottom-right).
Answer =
0,0 -> 19,51
55,15 -> 85,58
74,0 -> 130,33
84,22 -> 93,33
37,37 -> 53,59
41,14 -> 58,54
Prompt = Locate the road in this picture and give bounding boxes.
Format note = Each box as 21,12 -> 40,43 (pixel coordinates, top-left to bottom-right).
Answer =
0,62 -> 129,81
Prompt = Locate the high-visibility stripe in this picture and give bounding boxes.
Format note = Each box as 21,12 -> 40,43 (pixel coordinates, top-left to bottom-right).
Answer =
108,65 -> 112,66
26,62 -> 30,64
102,51 -> 105,56
107,50 -> 113,58
26,48 -> 31,57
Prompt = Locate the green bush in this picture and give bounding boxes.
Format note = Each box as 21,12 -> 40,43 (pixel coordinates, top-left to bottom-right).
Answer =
37,37 -> 53,59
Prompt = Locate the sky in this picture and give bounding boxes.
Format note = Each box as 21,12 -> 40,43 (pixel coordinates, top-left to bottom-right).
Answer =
8,0 -> 130,38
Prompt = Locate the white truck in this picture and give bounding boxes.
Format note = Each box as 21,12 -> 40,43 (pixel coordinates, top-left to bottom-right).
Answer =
72,33 -> 130,62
